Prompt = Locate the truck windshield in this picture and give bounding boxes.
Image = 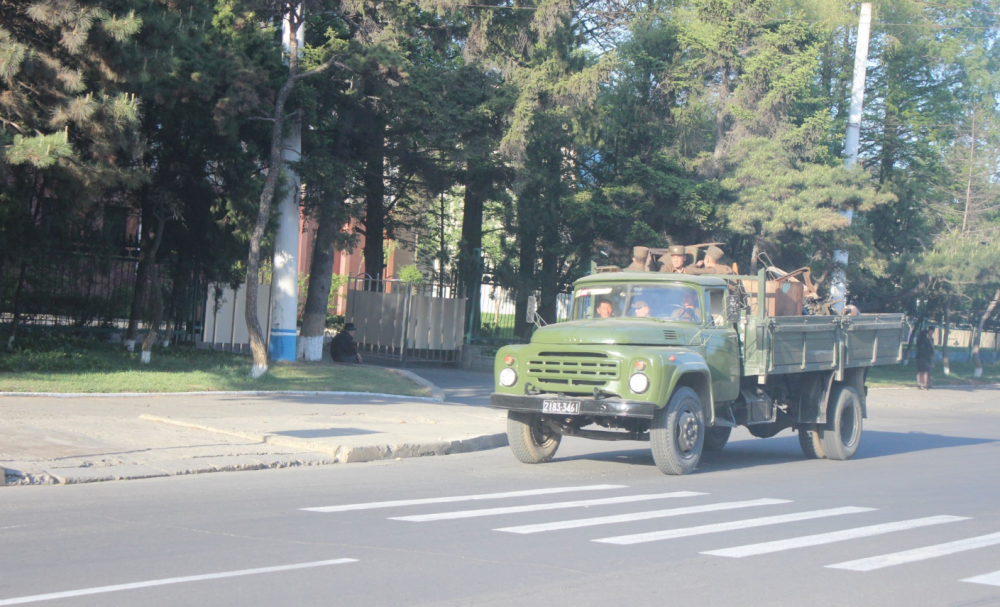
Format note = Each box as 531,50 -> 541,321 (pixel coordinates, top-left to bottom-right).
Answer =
571,284 -> 702,324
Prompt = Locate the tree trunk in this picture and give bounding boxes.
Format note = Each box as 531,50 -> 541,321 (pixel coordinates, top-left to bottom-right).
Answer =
361,117 -> 386,290
140,263 -> 164,363
972,288 -> 1000,379
298,110 -> 354,361
6,260 -> 28,351
539,248 -> 559,325
514,218 -> 537,341
125,201 -> 152,351
942,299 -> 951,376
140,208 -> 166,363
124,256 -> 148,351
244,58 -> 302,377
242,8 -> 347,376
299,207 -> 341,361
459,161 -> 487,340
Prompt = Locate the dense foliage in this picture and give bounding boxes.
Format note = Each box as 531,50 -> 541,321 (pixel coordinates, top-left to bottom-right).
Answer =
3,0 -> 1000,362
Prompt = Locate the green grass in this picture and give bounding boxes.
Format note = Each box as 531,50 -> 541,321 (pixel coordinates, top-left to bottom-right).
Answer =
0,334 -> 430,396
867,360 -> 1000,388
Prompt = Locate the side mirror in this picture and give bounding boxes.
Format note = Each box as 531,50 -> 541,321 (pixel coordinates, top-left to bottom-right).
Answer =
526,295 -> 538,324
725,295 -> 741,323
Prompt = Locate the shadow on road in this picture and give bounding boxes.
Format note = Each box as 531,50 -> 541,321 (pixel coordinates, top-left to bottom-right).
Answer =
549,430 -> 997,472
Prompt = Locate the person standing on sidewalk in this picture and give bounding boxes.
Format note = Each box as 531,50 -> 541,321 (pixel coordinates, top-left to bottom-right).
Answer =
916,326 -> 935,390
330,323 -> 362,364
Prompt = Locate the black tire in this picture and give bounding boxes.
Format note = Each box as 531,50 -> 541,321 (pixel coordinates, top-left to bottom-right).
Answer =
704,426 -> 731,451
798,424 -> 826,459
650,387 -> 704,475
506,411 -> 561,464
821,386 -> 863,461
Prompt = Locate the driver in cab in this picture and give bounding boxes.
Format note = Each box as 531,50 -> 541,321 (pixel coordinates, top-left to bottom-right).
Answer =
670,290 -> 702,323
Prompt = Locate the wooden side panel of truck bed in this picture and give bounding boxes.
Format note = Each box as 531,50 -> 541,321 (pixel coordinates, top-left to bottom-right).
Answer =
765,313 -> 905,376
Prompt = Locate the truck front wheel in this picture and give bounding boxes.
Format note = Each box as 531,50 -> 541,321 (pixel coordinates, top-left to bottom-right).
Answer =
507,411 -> 561,464
651,387 -> 704,475
821,386 -> 863,461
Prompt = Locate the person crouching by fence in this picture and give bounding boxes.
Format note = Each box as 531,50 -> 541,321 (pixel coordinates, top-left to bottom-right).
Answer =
330,323 -> 362,364
916,326 -> 935,390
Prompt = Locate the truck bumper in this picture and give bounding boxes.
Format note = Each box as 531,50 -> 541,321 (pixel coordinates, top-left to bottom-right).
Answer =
490,393 -> 658,419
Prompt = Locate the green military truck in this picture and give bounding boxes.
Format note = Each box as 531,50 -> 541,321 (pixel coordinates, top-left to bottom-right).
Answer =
490,270 -> 906,475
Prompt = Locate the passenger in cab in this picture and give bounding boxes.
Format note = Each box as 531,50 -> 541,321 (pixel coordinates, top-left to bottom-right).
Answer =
631,300 -> 652,318
596,299 -> 615,319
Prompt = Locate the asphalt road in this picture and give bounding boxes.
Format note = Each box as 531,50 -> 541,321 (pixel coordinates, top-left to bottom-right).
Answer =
2,386 -> 1000,607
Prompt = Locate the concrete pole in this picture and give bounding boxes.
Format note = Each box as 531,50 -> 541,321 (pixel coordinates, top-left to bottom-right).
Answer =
830,2 -> 871,314
268,12 -> 305,361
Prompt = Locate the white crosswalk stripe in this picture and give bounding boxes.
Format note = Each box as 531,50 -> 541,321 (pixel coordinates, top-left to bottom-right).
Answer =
702,515 -> 969,558
494,498 -> 790,534
593,506 -> 876,545
962,569 -> 1000,587
827,531 -> 1000,571
389,492 -> 706,522
300,485 -> 627,513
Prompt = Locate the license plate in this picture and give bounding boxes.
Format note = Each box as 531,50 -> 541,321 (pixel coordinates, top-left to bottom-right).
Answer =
542,400 -> 581,415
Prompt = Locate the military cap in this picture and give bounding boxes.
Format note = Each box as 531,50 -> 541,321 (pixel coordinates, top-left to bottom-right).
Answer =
705,246 -> 724,261
633,246 -> 649,259
668,245 -> 686,256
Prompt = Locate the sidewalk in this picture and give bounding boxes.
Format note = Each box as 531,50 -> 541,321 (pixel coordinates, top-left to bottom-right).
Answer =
1,391 -> 507,486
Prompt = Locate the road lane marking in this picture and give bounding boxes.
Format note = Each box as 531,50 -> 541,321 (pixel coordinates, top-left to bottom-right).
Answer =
963,569 -> 1000,587
0,559 -> 358,606
703,515 -> 969,558
594,506 -> 875,545
494,498 -> 790,534
827,531 -> 1000,571
390,492 -> 706,522
301,485 -> 627,513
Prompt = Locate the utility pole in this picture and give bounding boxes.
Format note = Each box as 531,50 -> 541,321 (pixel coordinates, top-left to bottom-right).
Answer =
269,9 -> 305,361
962,108 -> 976,235
831,2 -> 872,314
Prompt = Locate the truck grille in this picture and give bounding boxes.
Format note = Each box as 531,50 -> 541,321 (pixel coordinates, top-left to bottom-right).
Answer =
527,352 -> 620,388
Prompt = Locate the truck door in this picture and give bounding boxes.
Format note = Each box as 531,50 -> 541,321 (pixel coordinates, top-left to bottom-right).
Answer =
704,288 -> 740,402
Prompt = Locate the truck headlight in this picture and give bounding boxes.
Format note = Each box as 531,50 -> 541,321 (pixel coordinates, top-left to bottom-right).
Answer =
629,373 -> 649,394
499,368 -> 518,387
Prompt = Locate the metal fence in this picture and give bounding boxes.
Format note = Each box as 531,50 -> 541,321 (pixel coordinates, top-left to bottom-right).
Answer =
0,251 -> 205,343
467,283 -> 572,346
345,277 -> 467,364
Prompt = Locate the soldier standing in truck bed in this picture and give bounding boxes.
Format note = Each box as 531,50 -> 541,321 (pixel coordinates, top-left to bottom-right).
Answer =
687,245 -> 734,275
624,246 -> 650,272
660,245 -> 688,273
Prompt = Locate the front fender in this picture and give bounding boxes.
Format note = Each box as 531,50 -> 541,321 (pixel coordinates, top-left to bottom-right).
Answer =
650,351 -> 714,424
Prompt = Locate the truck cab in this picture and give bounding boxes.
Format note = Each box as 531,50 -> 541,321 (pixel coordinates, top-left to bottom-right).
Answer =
490,272 -> 905,475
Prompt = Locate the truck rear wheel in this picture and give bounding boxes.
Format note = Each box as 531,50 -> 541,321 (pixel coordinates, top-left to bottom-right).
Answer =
650,387 -> 704,475
821,386 -> 863,461
507,411 -> 561,464
798,425 -> 826,459
704,426 -> 731,451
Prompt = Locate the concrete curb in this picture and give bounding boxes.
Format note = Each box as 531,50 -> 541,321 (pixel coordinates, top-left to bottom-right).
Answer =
382,368 -> 446,401
140,414 -> 508,464
0,390 -> 442,402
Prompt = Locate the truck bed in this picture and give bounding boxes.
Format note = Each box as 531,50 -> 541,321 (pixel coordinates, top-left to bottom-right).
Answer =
742,313 -> 906,376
